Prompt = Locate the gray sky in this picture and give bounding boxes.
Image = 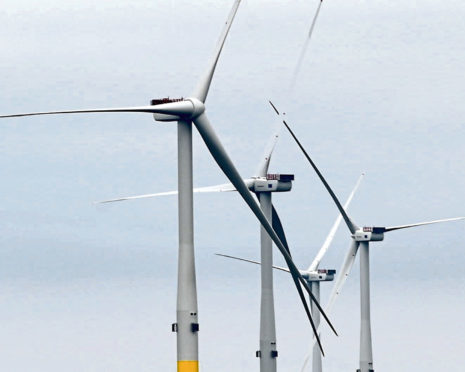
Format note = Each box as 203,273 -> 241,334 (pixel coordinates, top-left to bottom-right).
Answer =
1,0 -> 464,371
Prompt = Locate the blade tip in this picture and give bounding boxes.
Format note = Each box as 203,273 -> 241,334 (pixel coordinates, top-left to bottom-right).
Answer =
268,100 -> 280,115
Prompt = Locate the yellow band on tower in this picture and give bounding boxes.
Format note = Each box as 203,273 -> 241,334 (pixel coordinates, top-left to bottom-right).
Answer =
177,360 -> 199,372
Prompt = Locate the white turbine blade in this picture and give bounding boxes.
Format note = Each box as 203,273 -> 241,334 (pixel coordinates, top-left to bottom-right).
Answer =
192,111 -> 337,351
326,240 -> 360,314
301,353 -> 311,372
308,173 -> 365,271
215,253 -> 290,273
254,129 -> 281,177
384,216 -> 465,232
98,190 -> 179,204
96,183 -> 237,204
192,0 -> 242,103
291,0 -> 324,90
195,183 -> 236,193
270,101 -> 359,234
0,101 -> 197,119
0,106 -> 156,118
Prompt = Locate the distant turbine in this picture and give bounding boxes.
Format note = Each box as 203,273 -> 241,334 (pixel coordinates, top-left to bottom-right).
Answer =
0,0 -> 337,363
273,106 -> 465,372
217,172 -> 364,372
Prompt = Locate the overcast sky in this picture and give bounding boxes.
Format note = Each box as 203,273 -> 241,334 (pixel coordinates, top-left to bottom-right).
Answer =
1,0 -> 464,371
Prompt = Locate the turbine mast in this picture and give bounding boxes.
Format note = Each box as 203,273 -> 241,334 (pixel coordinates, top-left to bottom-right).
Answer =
359,242 -> 374,372
175,120 -> 199,371
309,281 -> 322,372
258,192 -> 278,372
257,135 -> 279,372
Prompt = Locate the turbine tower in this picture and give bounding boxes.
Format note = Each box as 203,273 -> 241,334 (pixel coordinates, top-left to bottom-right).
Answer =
254,137 -> 287,372
273,107 -> 465,372
0,1 -> 337,367
304,173 -> 363,372
99,130 -> 293,372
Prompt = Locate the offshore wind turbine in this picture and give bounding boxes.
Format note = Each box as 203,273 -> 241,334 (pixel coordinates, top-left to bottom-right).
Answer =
217,172 -> 364,372
99,130 -> 296,372
252,137 -> 289,372
272,107 -> 465,372
0,0 -> 337,367
299,173 -> 362,372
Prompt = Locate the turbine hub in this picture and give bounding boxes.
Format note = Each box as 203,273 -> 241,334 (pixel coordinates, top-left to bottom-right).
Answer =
185,97 -> 206,118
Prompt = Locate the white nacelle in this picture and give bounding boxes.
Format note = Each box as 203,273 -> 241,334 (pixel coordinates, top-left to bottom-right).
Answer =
151,98 -> 185,122
251,174 -> 294,193
252,179 -> 292,193
151,97 -> 204,122
353,228 -> 384,242
302,269 -> 336,282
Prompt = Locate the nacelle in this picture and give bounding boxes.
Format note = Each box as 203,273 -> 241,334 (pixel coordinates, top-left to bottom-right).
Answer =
353,227 -> 384,242
151,97 -> 185,122
251,174 -> 294,193
302,269 -> 336,282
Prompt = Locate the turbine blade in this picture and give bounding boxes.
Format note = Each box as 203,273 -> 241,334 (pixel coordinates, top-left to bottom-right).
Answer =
192,0 -> 242,103
291,0 -> 324,90
0,106 -> 154,119
97,190 -> 179,204
192,111 -> 337,349
195,183 -> 237,193
271,202 -> 330,354
271,204 -> 290,255
291,259 -> 326,356
0,101 -> 196,119
384,216 -> 465,232
326,240 -> 360,314
215,253 -> 290,273
308,173 -> 364,271
96,183 -> 237,204
255,129 -> 281,177
269,101 -> 358,234
301,352 -> 312,372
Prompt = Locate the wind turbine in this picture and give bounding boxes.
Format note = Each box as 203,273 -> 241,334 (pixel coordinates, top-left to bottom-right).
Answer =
217,172 -> 364,372
0,0 -> 337,367
270,104 -> 465,372
98,129 -> 297,372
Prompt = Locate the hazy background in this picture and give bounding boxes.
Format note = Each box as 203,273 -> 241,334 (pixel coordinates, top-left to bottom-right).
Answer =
1,0 -> 464,370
